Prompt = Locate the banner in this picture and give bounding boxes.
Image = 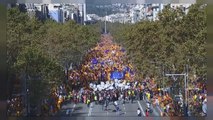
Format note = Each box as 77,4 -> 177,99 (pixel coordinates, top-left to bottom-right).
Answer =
110,71 -> 124,80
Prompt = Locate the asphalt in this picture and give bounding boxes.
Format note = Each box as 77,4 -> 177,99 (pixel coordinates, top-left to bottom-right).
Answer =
57,99 -> 167,120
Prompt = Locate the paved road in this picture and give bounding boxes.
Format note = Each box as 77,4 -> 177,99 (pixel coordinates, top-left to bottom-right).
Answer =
57,99 -> 167,120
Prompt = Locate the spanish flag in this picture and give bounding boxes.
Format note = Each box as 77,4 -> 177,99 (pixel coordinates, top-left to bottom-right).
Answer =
129,64 -> 133,69
125,72 -> 130,79
107,73 -> 110,80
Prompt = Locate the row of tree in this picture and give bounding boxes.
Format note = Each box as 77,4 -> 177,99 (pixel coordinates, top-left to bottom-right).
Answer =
7,7 -> 100,105
107,3 -> 206,86
7,3 -> 206,105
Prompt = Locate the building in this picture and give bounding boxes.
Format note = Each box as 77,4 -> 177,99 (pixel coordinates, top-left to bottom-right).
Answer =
137,3 -> 191,22
170,3 -> 191,14
48,3 -> 86,24
24,3 -> 193,24
25,3 -> 49,20
48,4 -> 64,23
130,9 -> 140,23
24,3 -> 87,24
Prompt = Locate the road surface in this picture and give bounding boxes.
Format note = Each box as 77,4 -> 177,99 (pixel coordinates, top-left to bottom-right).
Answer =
57,99 -> 167,120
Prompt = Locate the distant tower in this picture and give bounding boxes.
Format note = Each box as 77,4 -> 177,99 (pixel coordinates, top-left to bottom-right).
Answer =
83,3 -> 86,25
81,4 -> 84,24
105,11 -> 107,34
41,4 -> 48,20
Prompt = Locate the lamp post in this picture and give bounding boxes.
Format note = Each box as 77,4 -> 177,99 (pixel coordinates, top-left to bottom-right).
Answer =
24,64 -> 30,116
165,72 -> 188,116
26,88 -> 29,116
186,64 -> 189,116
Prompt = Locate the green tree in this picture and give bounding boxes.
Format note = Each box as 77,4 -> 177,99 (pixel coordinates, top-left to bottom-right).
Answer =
110,3 -> 206,84
14,46 -> 63,106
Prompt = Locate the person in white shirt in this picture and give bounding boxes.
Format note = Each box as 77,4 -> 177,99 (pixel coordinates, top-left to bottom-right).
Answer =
137,108 -> 141,116
114,101 -> 118,106
202,98 -> 207,116
114,101 -> 119,112
166,104 -> 170,113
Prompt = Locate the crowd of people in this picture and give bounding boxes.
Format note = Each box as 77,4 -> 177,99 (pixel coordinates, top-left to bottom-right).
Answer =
68,34 -> 135,84
35,34 -> 209,117
187,79 -> 207,116
7,79 -> 206,117
7,34 -> 207,117
54,77 -> 176,117
61,78 -> 157,113
7,95 -> 25,116
39,85 -> 68,116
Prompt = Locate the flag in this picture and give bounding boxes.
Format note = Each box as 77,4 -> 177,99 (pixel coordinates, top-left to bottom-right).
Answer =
91,58 -> 98,64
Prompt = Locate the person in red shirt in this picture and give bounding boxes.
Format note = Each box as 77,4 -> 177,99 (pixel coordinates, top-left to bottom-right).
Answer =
146,108 -> 149,116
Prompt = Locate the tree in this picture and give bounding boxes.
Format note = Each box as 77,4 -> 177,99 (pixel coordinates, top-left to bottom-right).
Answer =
14,46 -> 63,106
7,7 -> 32,97
41,20 -> 99,74
109,3 -> 206,85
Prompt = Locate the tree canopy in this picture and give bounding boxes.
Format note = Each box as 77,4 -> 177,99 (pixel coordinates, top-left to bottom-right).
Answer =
107,4 -> 206,83
7,3 -> 206,104
7,7 -> 100,105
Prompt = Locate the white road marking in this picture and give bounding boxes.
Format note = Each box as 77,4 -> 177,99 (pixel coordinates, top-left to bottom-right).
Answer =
123,104 -> 126,115
122,103 -> 126,115
137,101 -> 145,116
152,106 -> 160,116
70,104 -> 76,116
88,102 -> 93,116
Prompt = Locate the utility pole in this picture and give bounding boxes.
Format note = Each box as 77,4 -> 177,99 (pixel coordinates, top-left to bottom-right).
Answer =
23,72 -> 27,116
83,3 -> 86,25
186,64 -> 189,116
24,64 -> 29,116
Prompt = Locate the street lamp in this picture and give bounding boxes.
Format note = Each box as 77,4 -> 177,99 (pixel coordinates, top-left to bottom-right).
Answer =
165,72 -> 188,116
26,88 -> 29,116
